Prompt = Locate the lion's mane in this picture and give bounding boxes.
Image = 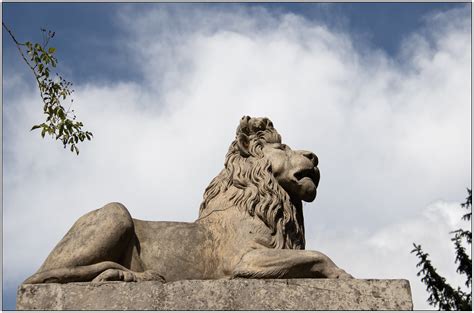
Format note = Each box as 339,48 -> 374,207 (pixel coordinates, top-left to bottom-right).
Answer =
199,116 -> 305,250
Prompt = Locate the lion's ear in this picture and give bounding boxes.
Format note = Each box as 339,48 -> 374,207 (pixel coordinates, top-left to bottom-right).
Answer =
237,133 -> 251,157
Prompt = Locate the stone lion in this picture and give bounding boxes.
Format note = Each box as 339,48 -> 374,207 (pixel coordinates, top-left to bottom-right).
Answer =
24,116 -> 352,284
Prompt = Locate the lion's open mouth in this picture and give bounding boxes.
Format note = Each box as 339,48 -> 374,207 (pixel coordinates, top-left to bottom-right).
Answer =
293,167 -> 319,185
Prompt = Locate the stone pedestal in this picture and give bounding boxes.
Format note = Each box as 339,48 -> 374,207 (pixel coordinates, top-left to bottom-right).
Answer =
17,279 -> 413,310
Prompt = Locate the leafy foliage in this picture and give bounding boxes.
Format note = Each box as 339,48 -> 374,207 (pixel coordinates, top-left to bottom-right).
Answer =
3,22 -> 92,154
412,189 -> 472,310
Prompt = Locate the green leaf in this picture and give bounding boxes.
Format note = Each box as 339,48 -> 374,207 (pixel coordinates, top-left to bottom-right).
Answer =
4,25 -> 93,153
57,108 -> 65,120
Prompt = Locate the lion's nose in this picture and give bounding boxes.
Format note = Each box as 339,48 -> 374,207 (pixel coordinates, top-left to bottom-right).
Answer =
300,150 -> 318,167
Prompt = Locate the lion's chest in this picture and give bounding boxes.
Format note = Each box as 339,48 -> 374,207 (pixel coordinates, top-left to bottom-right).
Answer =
203,212 -> 277,253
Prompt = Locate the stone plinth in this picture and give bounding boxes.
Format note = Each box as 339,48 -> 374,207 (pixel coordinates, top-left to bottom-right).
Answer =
17,279 -> 413,310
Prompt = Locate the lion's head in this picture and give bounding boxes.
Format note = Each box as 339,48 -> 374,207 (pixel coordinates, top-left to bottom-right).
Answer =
199,116 -> 320,250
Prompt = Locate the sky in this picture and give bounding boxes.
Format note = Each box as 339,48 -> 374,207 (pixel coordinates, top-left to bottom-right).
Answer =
2,2 -> 472,310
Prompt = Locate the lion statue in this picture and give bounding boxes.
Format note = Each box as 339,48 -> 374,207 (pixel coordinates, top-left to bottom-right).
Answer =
24,116 -> 352,284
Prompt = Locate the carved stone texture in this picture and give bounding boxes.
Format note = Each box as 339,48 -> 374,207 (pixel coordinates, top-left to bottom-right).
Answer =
23,116 -> 352,285
17,279 -> 413,310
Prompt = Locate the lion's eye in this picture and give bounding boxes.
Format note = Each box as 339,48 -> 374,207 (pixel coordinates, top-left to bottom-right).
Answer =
276,144 -> 287,150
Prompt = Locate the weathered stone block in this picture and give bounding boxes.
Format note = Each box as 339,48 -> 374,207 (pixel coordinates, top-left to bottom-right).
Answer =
17,279 -> 413,310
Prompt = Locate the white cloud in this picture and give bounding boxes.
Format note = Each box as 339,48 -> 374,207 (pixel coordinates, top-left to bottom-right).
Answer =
3,5 -> 470,310
310,200 -> 471,309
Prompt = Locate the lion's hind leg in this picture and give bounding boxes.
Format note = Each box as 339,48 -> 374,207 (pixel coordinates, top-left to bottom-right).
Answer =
92,268 -> 165,283
24,202 -> 149,284
37,202 -> 135,273
24,261 -> 130,284
24,261 -> 166,284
